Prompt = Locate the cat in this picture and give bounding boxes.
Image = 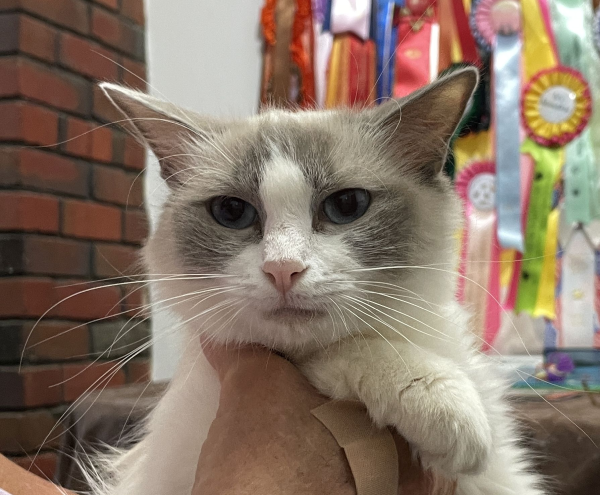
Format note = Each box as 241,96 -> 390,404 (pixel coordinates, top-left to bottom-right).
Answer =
93,68 -> 544,495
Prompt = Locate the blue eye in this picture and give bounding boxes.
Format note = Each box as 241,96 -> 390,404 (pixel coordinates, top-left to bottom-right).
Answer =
323,189 -> 371,225
210,196 -> 257,229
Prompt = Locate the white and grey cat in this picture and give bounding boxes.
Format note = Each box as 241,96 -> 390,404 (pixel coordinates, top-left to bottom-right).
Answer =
95,68 -> 544,495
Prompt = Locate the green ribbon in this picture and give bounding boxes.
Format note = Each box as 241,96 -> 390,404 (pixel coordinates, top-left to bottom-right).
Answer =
515,139 -> 562,314
550,0 -> 600,224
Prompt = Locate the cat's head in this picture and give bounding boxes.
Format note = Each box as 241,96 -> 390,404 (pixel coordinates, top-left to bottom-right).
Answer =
101,68 -> 477,353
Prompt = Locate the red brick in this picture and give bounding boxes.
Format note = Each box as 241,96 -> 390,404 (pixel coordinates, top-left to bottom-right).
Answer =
62,361 -> 126,402
0,409 -> 62,453
121,0 -> 145,25
0,277 -> 54,318
0,148 -> 19,186
123,209 -> 148,244
19,14 -> 58,63
92,6 -> 143,59
62,200 -> 122,241
93,84 -> 122,123
94,0 -> 118,10
17,148 -> 90,197
126,359 -> 150,383
122,57 -> 146,90
0,58 -> 19,95
51,281 -> 122,320
0,365 -> 63,408
123,135 -> 145,170
93,165 -> 144,207
0,101 -> 59,146
16,0 -> 89,35
11,452 -> 58,481
63,117 -> 91,158
0,58 -> 89,115
20,60 -> 89,115
91,6 -> 120,47
23,235 -> 91,276
0,13 -> 19,53
0,192 -> 59,233
91,125 -> 113,162
93,243 -> 139,278
22,321 -> 89,362
64,117 -> 113,162
59,32 -> 120,80
0,14 -> 56,63
123,285 -> 147,317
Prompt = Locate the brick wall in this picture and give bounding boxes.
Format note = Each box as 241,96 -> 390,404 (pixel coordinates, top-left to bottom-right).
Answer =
0,0 -> 150,480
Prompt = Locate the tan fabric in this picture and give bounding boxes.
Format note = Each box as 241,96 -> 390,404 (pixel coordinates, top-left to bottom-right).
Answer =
311,400 -> 399,495
271,0 -> 295,106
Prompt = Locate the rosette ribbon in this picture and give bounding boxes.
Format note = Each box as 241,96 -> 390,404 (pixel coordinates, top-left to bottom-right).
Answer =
456,162 -> 501,350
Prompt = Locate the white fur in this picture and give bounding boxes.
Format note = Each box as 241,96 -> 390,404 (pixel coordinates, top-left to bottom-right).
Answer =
87,106 -> 545,494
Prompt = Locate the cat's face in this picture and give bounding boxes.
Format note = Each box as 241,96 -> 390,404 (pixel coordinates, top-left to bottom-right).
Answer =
102,69 -> 477,353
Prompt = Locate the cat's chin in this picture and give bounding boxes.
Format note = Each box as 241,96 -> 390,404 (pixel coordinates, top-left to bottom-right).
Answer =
263,306 -> 327,322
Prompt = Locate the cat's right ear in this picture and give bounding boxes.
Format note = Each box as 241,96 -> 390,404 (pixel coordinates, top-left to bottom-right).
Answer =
100,83 -> 221,186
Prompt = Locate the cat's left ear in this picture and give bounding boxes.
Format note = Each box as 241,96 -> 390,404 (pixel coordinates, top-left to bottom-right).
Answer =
364,67 -> 478,176
100,83 -> 223,187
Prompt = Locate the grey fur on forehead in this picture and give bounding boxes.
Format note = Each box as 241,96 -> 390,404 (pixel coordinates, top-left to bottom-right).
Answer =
192,108 -> 421,201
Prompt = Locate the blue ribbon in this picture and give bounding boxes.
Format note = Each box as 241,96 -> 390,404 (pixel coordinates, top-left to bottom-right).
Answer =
322,0 -> 332,31
374,0 -> 396,101
494,33 -> 523,251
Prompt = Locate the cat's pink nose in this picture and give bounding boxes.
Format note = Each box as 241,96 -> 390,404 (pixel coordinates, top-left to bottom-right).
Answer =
262,260 -> 307,294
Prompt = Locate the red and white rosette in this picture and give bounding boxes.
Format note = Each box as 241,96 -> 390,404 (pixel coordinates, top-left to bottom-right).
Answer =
456,162 -> 501,350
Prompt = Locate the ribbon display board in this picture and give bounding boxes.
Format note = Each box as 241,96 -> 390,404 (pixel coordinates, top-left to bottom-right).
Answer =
259,0 -> 600,353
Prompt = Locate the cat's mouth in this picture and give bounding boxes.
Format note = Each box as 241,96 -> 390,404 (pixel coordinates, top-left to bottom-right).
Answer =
264,306 -> 326,321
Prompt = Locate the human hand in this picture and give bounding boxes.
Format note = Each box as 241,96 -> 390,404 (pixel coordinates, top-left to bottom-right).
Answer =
192,344 -> 455,495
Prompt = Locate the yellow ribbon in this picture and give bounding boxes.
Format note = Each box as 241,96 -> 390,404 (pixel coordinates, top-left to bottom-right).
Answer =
521,0 -> 558,78
533,208 -> 559,319
325,37 -> 343,108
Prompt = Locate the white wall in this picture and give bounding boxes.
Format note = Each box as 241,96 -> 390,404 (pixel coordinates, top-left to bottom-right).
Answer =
144,0 -> 264,381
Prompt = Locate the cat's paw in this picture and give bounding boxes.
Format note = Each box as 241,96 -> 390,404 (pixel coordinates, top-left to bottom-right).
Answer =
416,419 -> 492,476
369,374 -> 493,477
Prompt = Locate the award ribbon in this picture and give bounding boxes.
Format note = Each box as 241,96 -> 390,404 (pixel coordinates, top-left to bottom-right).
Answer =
560,226 -> 597,348
450,0 -> 480,64
330,0 -> 372,40
473,0 -> 524,251
373,0 -> 396,100
515,139 -> 563,314
594,7 -> 600,54
549,0 -> 600,224
456,161 -> 500,348
532,208 -> 559,319
313,0 -> 334,107
393,1 -> 439,98
503,149 -> 534,312
494,29 -> 523,251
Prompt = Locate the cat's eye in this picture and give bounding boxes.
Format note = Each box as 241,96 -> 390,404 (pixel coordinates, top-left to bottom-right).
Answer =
210,196 -> 257,229
322,189 -> 371,225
